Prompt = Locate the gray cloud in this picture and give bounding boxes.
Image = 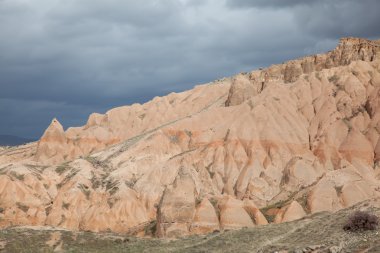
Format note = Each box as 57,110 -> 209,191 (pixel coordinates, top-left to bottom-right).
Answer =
294,0 -> 380,39
0,0 -> 378,139
227,0 -> 380,39
226,0 -> 311,8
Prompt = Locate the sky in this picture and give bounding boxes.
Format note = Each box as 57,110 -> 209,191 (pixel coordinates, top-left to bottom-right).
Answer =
0,0 -> 379,139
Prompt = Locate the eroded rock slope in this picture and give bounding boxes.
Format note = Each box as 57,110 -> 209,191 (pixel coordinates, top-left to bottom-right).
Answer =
0,37 -> 380,237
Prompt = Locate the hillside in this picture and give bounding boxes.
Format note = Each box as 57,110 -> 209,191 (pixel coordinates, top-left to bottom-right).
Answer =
0,37 -> 379,239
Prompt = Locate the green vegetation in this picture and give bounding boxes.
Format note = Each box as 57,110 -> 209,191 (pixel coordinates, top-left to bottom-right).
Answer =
78,184 -> 91,200
195,196 -> 203,207
62,202 -> 70,210
55,162 -> 71,175
184,130 -> 192,138
85,156 -> 113,172
328,74 -> 340,84
352,70 -> 359,76
45,206 -> 52,216
209,198 -> 221,220
144,220 -> 157,237
342,118 -> 353,130
260,192 -> 297,223
106,179 -> 120,195
57,169 -> 79,189
344,211 -> 379,232
10,171 -> 24,181
335,185 -> 343,195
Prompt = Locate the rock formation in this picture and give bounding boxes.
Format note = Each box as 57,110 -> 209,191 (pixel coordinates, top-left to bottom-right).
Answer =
0,37 -> 380,237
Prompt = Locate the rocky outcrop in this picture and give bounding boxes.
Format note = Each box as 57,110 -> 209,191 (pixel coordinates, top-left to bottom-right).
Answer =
190,198 -> 220,234
225,37 -> 380,107
243,199 -> 268,225
156,168 -> 196,237
218,196 -> 255,230
33,83 -> 231,165
1,37 -> 380,237
274,201 -> 306,223
308,179 -> 342,213
225,74 -> 259,106
375,139 -> 380,162
35,118 -> 68,164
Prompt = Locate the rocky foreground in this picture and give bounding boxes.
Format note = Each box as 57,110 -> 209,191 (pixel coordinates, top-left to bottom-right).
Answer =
0,200 -> 380,252
0,37 -> 380,238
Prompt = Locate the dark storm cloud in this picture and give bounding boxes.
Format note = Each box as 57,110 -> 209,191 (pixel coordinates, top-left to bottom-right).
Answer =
227,0 -> 380,39
293,0 -> 380,40
226,0 -> 310,8
0,0 -> 378,138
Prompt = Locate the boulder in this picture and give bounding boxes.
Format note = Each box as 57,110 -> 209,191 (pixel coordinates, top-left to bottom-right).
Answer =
190,198 -> 220,234
156,168 -> 196,237
274,201 -> 306,223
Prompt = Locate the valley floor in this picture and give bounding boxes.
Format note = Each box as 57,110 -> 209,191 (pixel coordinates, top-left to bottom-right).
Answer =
0,201 -> 379,253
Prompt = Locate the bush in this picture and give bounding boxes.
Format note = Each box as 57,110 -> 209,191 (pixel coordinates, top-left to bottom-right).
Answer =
343,211 -> 379,232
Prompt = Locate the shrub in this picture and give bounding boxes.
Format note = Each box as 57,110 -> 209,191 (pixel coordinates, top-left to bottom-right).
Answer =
62,202 -> 70,210
328,74 -> 339,84
55,162 -> 70,175
343,211 -> 379,232
10,171 -> 24,181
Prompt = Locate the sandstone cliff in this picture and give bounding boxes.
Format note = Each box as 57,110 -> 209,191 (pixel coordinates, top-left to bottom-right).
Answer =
0,37 -> 380,237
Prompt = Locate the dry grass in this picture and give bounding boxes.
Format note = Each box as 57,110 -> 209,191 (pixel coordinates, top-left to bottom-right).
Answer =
0,202 -> 379,252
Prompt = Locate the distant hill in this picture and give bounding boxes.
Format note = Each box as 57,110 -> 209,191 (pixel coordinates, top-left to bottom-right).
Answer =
0,135 -> 34,146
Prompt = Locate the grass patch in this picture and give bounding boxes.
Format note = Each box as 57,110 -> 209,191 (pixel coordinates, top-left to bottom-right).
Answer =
138,113 -> 146,120
57,169 -> 79,189
184,130 -> 192,138
1,203 -> 380,252
106,179 -> 119,191
85,156 -> 112,171
107,198 -> 119,209
62,202 -> 70,210
78,184 -> 91,200
144,220 -> 157,237
328,74 -> 340,84
260,192 -> 298,223
24,164 -> 49,173
9,171 -> 24,181
209,198 -> 221,220
335,186 -> 343,195
55,162 -> 71,175
296,193 -> 310,213
109,187 -> 119,196
45,206 -> 52,216
342,118 -> 352,130
16,202 -> 29,213
195,196 -> 203,207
